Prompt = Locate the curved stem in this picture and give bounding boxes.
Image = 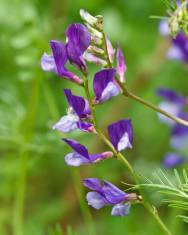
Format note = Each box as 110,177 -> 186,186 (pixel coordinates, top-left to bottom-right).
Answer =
116,80 -> 188,127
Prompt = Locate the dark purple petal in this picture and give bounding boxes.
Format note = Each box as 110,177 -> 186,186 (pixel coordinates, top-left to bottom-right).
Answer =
62,138 -> 89,159
116,47 -> 126,83
172,32 -> 188,62
66,23 -> 91,71
157,88 -> 185,104
83,178 -> 102,191
93,69 -> 120,103
108,119 -> 133,151
50,40 -> 82,84
86,192 -> 107,209
163,153 -> 185,168
64,89 -> 90,118
111,203 -> 130,216
102,180 -> 127,204
77,121 -> 95,133
65,152 -> 89,166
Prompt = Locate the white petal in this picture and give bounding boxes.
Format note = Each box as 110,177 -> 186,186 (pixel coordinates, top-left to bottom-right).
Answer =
117,132 -> 132,152
53,114 -> 79,133
65,152 -> 86,166
101,82 -> 120,102
41,53 -> 56,72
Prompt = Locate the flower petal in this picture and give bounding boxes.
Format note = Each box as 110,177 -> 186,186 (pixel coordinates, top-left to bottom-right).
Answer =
108,119 -> 133,151
157,88 -> 185,104
41,53 -> 56,72
93,69 -> 120,103
50,40 -> 82,84
83,178 -> 102,191
163,153 -> 185,168
89,151 -> 113,162
65,152 -> 89,166
64,89 -> 90,118
77,121 -> 95,132
116,47 -> 126,83
62,138 -> 89,159
86,192 -> 106,209
66,23 -> 91,70
52,114 -> 79,133
111,203 -> 130,216
102,180 -> 127,204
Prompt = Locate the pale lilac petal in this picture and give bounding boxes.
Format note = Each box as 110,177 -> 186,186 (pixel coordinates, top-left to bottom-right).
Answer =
89,151 -> 113,162
41,53 -> 56,72
117,132 -> 132,152
83,52 -> 107,66
111,203 -> 130,216
65,152 -> 89,166
106,38 -> 114,63
170,134 -> 188,149
167,45 -> 184,61
159,20 -> 169,36
52,114 -> 79,133
101,81 -> 120,102
86,192 -> 106,209
116,47 -> 126,83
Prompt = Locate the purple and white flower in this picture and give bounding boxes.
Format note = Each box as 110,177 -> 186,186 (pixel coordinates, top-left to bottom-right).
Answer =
108,119 -> 133,152
41,23 -> 91,83
83,178 -> 132,216
62,139 -> 113,166
93,69 -> 120,103
116,47 -> 126,83
157,88 -> 185,125
53,89 -> 93,133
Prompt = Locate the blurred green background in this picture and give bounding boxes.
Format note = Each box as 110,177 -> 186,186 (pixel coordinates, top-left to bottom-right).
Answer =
1,0 -> 188,234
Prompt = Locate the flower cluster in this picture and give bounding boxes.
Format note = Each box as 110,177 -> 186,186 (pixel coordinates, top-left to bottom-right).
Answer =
41,9 -> 136,216
159,20 -> 188,63
157,88 -> 188,167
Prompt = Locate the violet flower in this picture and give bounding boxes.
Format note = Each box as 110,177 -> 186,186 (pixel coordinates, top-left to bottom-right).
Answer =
93,69 -> 120,103
171,113 -> 188,149
53,89 -> 93,133
163,152 -> 186,168
41,23 -> 91,83
83,178 -> 132,216
116,47 -> 126,83
108,119 -> 133,152
157,88 -> 185,125
62,139 -> 113,166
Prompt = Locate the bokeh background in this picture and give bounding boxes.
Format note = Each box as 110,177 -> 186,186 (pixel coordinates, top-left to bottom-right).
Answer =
1,0 -> 188,234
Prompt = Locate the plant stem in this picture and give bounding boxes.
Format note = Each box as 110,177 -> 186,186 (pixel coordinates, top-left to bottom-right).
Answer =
117,80 -> 188,127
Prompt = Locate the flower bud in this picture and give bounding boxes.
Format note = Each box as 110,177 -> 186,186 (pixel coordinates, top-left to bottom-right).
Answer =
80,9 -> 103,31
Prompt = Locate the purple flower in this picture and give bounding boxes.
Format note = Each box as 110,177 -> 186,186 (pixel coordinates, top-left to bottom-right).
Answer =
163,152 -> 186,168
62,139 -> 113,166
66,23 -> 91,71
83,178 -> 131,216
171,113 -> 188,149
93,69 -> 120,103
157,88 -> 185,125
116,47 -> 126,83
167,33 -> 188,62
108,119 -> 133,152
41,23 -> 91,83
53,89 -> 93,133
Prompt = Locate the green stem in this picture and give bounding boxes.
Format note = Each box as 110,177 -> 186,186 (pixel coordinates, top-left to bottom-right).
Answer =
117,81 -> 188,127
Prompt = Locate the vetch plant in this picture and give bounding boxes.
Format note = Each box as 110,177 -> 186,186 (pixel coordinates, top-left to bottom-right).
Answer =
41,8 -> 188,235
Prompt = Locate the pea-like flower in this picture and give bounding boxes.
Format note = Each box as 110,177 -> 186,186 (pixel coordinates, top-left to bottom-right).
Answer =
41,23 -> 91,83
157,88 -> 185,125
93,68 -> 120,103
108,119 -> 133,152
62,139 -> 113,166
53,89 -> 93,133
83,178 -> 134,216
